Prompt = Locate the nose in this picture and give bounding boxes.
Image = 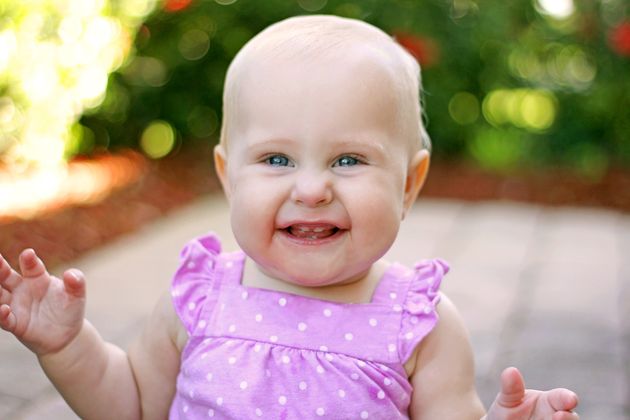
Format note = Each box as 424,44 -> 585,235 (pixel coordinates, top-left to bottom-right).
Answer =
290,169 -> 333,207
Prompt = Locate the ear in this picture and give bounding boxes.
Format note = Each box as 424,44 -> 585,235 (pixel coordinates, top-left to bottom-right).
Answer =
402,149 -> 430,219
213,144 -> 231,199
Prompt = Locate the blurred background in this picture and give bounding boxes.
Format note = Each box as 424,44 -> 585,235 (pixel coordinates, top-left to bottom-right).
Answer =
1,0 -> 629,267
0,1 -> 629,418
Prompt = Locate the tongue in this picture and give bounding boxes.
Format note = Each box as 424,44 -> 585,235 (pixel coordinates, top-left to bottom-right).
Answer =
289,224 -> 337,239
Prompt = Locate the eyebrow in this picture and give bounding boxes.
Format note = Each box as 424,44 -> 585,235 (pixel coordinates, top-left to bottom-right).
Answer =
245,134 -> 389,157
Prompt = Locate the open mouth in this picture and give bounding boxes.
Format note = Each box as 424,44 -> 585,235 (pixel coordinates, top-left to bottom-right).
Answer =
283,223 -> 341,241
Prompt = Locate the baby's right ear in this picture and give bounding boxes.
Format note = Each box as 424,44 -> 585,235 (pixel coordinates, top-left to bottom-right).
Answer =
213,144 -> 231,198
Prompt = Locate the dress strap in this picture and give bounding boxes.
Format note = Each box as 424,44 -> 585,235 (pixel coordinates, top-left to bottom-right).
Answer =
213,250 -> 246,286
370,262 -> 414,306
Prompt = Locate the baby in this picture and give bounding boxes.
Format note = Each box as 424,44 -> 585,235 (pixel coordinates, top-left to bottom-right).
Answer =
0,15 -> 579,419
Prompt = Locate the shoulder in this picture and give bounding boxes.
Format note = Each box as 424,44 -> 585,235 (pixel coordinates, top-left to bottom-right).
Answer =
407,293 -> 485,419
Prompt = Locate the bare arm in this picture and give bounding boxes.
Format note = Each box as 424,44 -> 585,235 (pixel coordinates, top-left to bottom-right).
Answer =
129,292 -> 187,419
0,251 -> 185,420
408,293 -> 485,420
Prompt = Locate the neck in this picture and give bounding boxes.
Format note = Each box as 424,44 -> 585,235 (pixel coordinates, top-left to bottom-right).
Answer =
241,259 -> 389,304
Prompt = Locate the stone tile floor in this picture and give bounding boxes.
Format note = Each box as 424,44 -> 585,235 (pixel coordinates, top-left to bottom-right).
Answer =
1,195 -> 628,419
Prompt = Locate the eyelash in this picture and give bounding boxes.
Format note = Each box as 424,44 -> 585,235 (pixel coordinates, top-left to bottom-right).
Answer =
260,154 -> 365,168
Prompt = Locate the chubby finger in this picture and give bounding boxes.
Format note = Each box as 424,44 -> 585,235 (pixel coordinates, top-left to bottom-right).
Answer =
63,269 -> 86,298
547,387 -> 579,412
0,303 -> 17,332
18,249 -> 47,278
0,253 -> 18,290
496,367 -> 526,408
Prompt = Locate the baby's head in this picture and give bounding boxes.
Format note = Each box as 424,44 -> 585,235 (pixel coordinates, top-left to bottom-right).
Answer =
214,15 -> 432,287
220,14 -> 431,154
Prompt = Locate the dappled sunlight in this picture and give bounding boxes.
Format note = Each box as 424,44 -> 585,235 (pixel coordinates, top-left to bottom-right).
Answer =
0,0 -> 157,170
0,151 -> 147,221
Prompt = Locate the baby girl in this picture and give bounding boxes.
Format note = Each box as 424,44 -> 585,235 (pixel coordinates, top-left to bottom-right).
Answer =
0,15 -> 578,419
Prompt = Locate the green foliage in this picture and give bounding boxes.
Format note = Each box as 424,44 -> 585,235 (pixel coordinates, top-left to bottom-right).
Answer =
80,0 -> 630,177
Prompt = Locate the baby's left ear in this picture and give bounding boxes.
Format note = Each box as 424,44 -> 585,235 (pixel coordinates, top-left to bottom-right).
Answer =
402,149 -> 430,219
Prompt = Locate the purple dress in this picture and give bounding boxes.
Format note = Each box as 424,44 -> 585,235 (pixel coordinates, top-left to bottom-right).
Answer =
169,233 -> 446,419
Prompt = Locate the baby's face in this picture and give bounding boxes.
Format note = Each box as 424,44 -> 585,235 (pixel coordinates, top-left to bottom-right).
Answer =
216,45 -> 427,287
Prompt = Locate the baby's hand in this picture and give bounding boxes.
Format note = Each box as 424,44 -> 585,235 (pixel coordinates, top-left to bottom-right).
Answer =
486,367 -> 579,420
0,250 -> 86,356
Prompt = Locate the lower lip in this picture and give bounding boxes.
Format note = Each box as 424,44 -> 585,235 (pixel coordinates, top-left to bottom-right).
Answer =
278,228 -> 346,246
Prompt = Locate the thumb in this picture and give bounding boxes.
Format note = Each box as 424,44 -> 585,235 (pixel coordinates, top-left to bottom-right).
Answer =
63,269 -> 86,298
496,367 -> 526,408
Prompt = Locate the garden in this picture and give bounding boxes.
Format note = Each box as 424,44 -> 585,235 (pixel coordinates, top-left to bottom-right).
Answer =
1,0 -> 629,268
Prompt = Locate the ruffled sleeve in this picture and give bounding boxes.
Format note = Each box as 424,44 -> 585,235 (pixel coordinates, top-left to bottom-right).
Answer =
171,233 -> 222,334
398,258 -> 449,363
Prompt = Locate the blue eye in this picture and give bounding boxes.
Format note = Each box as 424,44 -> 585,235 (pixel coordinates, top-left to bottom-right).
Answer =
265,155 -> 291,167
335,155 -> 360,167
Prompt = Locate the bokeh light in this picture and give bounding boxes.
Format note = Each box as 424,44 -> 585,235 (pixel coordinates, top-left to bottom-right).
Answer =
448,92 -> 480,125
140,120 -> 177,159
0,0 -> 157,170
482,89 -> 557,132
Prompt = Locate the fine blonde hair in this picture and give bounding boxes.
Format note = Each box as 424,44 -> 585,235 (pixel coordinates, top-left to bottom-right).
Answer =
219,14 -> 431,152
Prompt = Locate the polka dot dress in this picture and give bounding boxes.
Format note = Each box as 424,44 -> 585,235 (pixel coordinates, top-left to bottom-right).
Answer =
169,234 -> 446,419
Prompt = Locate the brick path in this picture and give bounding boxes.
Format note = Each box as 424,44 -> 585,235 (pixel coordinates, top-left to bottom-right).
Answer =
1,195 -> 628,419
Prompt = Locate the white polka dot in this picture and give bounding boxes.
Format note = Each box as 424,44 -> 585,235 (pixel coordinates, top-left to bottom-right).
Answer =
357,360 -> 366,367
351,373 -> 360,380
270,335 -> 278,343
240,381 -> 248,390
255,314 -> 263,322
388,343 -> 396,353
228,324 -> 236,333
389,292 -> 397,300
255,408 -> 263,417
220,303 -> 226,311
188,302 -> 196,311
228,356 -> 237,364
338,389 -> 346,398
319,345 -> 329,351
216,397 -> 223,406
254,344 -> 262,352
410,316 -> 419,324
278,298 -> 287,306
187,261 -> 195,269
344,332 -> 354,341
189,389 -> 195,398
393,304 -> 403,312
278,395 -> 287,405
183,405 -> 189,413
201,352 -> 208,359
206,372 -> 213,381
198,320 -> 207,329
207,408 -> 214,417
377,390 -> 385,399
316,407 -> 325,416
316,365 -> 325,374
299,381 -> 308,390
241,291 -> 248,299
298,322 -> 307,331
424,305 -> 433,314
384,378 -> 392,386
405,332 -> 414,340
282,355 -> 290,364
225,261 -> 234,268
325,354 -> 334,361
369,318 -> 378,327
361,411 -> 369,419
323,308 -> 332,317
